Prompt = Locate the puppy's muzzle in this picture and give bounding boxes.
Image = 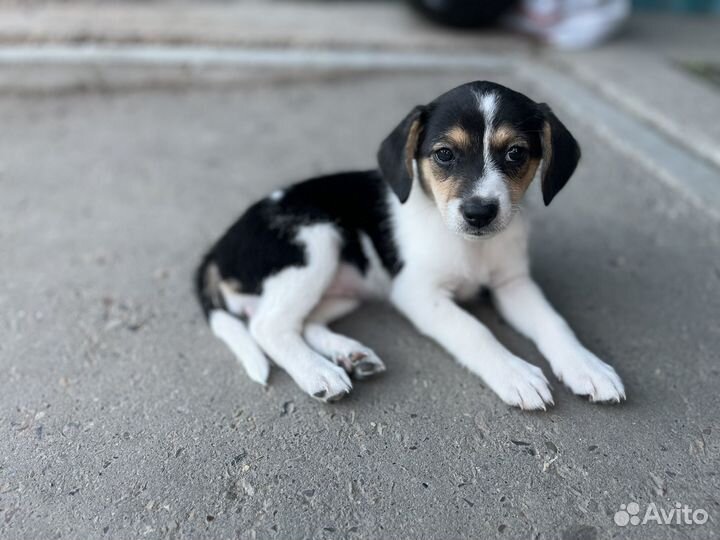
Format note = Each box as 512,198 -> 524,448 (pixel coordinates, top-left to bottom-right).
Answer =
460,198 -> 499,229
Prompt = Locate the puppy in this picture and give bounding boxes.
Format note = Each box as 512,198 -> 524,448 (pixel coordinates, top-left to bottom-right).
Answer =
195,81 -> 625,409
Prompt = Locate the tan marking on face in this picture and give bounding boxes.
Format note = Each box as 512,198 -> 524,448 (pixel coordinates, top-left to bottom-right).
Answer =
404,118 -> 423,179
506,157 -> 541,205
419,157 -> 463,209
490,124 -> 529,152
443,126 -> 471,150
487,123 -> 537,205
490,124 -> 516,149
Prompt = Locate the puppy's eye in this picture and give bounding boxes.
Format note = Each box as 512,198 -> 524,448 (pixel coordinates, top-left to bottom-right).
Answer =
434,148 -> 455,164
505,145 -> 527,163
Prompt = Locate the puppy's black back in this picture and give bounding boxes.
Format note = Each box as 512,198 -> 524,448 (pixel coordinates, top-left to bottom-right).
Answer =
196,170 -> 403,315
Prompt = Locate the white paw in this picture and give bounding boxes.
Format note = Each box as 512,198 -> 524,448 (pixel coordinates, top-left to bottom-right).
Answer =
331,346 -> 386,380
295,359 -> 353,403
308,330 -> 386,379
245,356 -> 271,386
485,355 -> 554,411
551,346 -> 625,403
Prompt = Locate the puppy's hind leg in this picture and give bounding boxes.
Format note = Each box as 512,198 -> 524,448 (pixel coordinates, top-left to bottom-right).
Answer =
304,298 -> 386,379
197,258 -> 269,385
249,224 -> 352,402
209,309 -> 270,385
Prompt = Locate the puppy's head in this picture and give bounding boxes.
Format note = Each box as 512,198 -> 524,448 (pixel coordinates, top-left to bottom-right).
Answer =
377,81 -> 581,238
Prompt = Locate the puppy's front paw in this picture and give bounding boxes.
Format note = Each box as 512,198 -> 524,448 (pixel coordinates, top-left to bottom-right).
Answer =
486,356 -> 554,411
551,346 -> 625,403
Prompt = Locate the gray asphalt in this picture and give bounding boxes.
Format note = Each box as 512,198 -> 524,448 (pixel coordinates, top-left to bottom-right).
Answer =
1,69 -> 719,539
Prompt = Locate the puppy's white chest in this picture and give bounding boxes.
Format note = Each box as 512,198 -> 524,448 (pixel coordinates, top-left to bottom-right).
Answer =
431,236 -> 494,291
392,189 -> 529,297
394,205 -> 492,288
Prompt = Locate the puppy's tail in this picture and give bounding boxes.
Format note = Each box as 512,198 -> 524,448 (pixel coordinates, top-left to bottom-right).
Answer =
195,252 -> 224,319
195,253 -> 270,385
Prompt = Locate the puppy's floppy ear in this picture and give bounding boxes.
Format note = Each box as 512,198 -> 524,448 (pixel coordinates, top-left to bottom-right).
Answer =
377,105 -> 426,203
538,103 -> 581,206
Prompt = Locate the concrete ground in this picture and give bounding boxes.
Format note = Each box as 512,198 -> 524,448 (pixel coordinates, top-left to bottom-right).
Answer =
1,4 -> 720,540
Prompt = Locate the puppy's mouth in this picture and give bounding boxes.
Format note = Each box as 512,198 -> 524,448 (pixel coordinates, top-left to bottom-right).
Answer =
460,225 -> 501,240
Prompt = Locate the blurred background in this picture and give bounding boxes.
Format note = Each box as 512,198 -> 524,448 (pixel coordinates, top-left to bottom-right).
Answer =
1,2 -> 719,540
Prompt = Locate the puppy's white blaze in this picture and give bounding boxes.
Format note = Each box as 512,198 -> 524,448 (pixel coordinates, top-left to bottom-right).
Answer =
475,90 -> 498,120
479,91 -> 499,173
472,170 -> 512,231
269,189 -> 284,201
473,172 -> 505,200
474,90 -> 513,227
476,90 -> 497,159
209,310 -> 270,384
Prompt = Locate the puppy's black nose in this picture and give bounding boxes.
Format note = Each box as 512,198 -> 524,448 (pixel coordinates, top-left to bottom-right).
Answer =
461,198 -> 498,228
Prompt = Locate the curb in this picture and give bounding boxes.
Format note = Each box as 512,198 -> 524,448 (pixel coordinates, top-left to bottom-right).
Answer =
0,43 -> 717,222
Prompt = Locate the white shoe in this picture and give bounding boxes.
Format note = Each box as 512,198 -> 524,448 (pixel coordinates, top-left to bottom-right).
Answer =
502,0 -> 631,49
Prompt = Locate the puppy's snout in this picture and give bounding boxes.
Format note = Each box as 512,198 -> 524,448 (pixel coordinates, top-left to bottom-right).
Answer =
460,198 -> 498,228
